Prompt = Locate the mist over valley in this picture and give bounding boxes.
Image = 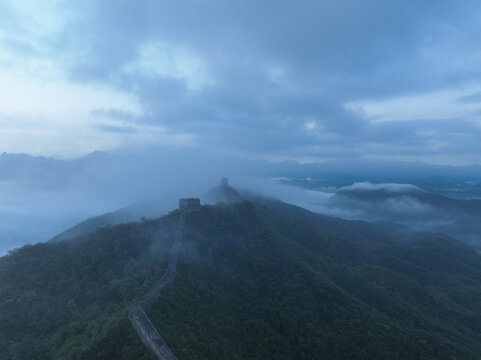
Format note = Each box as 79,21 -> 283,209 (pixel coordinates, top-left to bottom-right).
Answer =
3,1 -> 481,358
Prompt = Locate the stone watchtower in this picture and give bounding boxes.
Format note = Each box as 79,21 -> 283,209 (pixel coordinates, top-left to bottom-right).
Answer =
179,198 -> 201,212
221,177 -> 228,187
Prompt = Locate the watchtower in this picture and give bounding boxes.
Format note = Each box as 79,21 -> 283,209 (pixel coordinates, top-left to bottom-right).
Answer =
179,198 -> 201,212
221,177 -> 228,187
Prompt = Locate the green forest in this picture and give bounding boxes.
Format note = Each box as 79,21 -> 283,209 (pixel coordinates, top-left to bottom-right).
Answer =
3,200 -> 481,359
0,213 -> 181,360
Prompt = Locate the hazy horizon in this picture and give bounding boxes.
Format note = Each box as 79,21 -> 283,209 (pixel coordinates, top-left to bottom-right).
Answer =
3,1 -> 481,252
4,3 -> 481,358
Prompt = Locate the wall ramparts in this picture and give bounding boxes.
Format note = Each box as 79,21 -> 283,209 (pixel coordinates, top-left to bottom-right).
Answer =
128,206 -> 187,359
129,305 -> 176,359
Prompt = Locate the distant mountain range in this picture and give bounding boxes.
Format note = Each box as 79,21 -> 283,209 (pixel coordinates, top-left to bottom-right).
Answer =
3,151 -> 481,195
328,182 -> 481,248
3,149 -> 481,254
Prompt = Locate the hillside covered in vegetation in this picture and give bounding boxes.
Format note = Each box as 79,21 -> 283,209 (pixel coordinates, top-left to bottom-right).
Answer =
3,199 -> 481,359
0,213 -> 181,360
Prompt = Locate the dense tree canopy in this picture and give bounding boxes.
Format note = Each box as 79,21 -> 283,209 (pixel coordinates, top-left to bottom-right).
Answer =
2,201 -> 481,359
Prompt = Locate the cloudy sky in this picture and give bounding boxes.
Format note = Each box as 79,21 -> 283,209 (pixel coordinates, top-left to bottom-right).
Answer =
1,0 -> 481,164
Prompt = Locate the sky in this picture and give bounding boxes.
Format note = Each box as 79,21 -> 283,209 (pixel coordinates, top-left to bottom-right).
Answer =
1,0 -> 481,164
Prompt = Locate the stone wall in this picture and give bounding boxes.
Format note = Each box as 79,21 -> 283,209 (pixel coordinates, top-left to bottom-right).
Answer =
128,209 -> 187,359
129,305 -> 177,359
179,198 -> 201,212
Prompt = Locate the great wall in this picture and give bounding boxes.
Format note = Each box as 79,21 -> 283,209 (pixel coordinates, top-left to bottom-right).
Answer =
128,197 -> 201,360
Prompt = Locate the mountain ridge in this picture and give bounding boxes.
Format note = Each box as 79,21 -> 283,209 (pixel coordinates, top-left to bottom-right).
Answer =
3,197 -> 481,358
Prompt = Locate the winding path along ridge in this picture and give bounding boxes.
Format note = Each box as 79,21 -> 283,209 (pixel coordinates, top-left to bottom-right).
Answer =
128,213 -> 185,360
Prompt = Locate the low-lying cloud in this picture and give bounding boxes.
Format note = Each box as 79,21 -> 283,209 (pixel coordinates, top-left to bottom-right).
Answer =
339,182 -> 423,193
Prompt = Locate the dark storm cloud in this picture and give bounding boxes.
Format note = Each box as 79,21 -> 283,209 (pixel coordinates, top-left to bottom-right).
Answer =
50,0 -> 481,162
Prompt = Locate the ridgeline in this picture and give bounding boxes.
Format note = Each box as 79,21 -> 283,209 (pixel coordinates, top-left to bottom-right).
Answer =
2,195 -> 481,358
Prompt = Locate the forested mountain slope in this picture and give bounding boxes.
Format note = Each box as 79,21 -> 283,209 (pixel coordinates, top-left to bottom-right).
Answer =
2,200 -> 481,359
150,201 -> 481,359
0,214 -> 180,360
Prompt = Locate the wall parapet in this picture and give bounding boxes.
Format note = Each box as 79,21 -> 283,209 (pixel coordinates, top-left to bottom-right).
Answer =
179,198 -> 200,212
